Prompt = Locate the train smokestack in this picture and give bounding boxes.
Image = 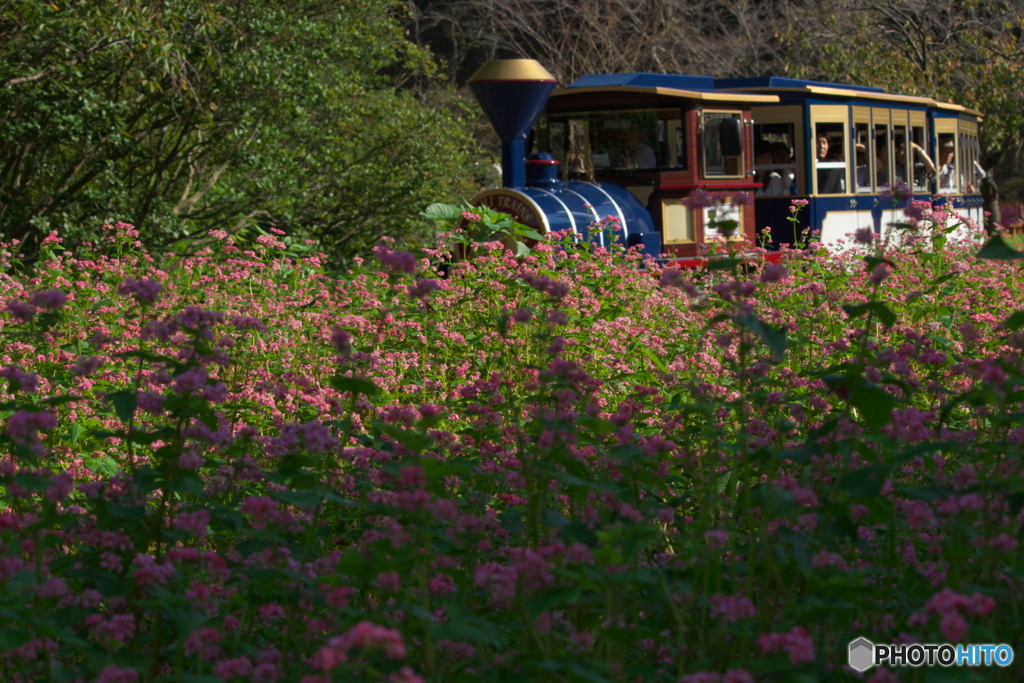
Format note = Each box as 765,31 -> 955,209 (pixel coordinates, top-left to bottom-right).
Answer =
468,60 -> 557,189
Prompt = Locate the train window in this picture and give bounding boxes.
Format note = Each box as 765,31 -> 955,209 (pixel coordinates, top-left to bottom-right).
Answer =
753,123 -> 796,196
893,125 -> 910,188
854,123 -> 871,193
814,123 -> 847,194
909,126 -> 931,193
588,111 -> 659,170
874,123 -> 890,190
962,134 -> 982,193
548,121 -> 565,164
543,110 -> 686,175
937,134 -> 957,193
702,112 -> 744,178
660,118 -> 687,170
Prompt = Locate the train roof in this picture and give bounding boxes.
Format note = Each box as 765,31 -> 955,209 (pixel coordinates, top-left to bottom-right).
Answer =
715,76 -> 885,93
569,73 -> 718,91
716,77 -> 985,115
557,71 -> 981,117
555,73 -> 779,104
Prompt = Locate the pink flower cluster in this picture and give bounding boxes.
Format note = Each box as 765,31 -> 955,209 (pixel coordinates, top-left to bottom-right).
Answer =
758,626 -> 815,664
920,587 -> 997,641
313,621 -> 408,672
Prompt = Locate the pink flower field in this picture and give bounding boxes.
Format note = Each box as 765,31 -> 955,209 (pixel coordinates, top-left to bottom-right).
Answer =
1,213 -> 1023,682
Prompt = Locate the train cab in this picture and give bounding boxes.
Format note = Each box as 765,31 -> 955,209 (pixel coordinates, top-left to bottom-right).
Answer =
467,61 -> 779,261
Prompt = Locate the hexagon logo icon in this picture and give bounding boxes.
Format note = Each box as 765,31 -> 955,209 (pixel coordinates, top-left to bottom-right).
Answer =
848,637 -> 875,672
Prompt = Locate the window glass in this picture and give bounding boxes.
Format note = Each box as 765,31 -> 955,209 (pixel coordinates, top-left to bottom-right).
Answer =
937,133 -> 957,193
854,123 -> 871,193
964,135 -> 981,193
703,112 -> 744,178
542,110 -> 683,172
753,123 -> 796,195
814,122 -> 847,195
874,124 -> 891,190
910,126 -> 931,192
660,119 -> 687,170
893,125 -> 909,187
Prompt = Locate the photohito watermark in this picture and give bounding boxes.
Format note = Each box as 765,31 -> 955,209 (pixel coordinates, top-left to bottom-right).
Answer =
848,637 -> 1015,672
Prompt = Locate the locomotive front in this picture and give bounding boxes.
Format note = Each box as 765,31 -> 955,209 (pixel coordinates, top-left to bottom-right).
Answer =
467,60 -> 663,256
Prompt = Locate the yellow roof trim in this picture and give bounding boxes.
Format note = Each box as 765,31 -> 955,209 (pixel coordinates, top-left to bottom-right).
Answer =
933,101 -> 984,118
720,84 -> 937,106
549,85 -> 779,104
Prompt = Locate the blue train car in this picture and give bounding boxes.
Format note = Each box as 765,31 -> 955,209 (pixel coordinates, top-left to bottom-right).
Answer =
716,77 -> 985,247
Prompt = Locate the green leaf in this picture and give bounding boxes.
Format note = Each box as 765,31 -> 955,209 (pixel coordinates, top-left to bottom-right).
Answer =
374,421 -> 432,453
432,609 -> 507,648
499,508 -> 524,534
706,257 -> 742,271
330,376 -> 378,396
420,202 -> 462,221
640,348 -> 667,372
518,228 -> 546,241
105,390 -> 137,423
977,234 -> 1024,260
734,314 -> 787,358
272,489 -> 325,509
1003,311 -> 1024,331
849,383 -> 894,430
839,464 -> 889,498
842,301 -> 896,327
540,508 -> 570,528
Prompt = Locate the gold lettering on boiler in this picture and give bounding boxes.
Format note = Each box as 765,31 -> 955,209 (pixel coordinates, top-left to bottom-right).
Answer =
478,194 -> 542,232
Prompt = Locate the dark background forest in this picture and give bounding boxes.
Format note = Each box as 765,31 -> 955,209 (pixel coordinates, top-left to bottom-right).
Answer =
3,0 -> 1024,266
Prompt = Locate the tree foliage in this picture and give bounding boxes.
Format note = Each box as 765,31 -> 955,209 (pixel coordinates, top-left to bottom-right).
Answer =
779,0 -> 1024,164
0,0 -> 477,262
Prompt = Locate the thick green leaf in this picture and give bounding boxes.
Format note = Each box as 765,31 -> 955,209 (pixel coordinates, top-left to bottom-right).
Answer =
272,489 -> 325,509
734,314 -> 787,358
374,421 -> 432,453
420,202 -> 463,221
330,376 -> 379,396
839,464 -> 889,498
1003,311 -> 1024,331
977,234 -> 1024,260
842,301 -> 896,327
105,390 -> 137,423
849,383 -> 895,429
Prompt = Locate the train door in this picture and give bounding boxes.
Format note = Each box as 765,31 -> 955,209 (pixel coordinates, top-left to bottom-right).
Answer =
851,107 -> 874,236
699,109 -> 748,242
809,105 -> 852,245
870,108 -> 902,241
750,105 -> 803,246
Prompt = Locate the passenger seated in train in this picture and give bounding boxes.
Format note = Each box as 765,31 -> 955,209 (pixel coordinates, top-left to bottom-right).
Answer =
755,140 -> 786,196
876,140 -> 889,186
816,133 -> 845,194
855,146 -> 869,190
773,142 -> 795,193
